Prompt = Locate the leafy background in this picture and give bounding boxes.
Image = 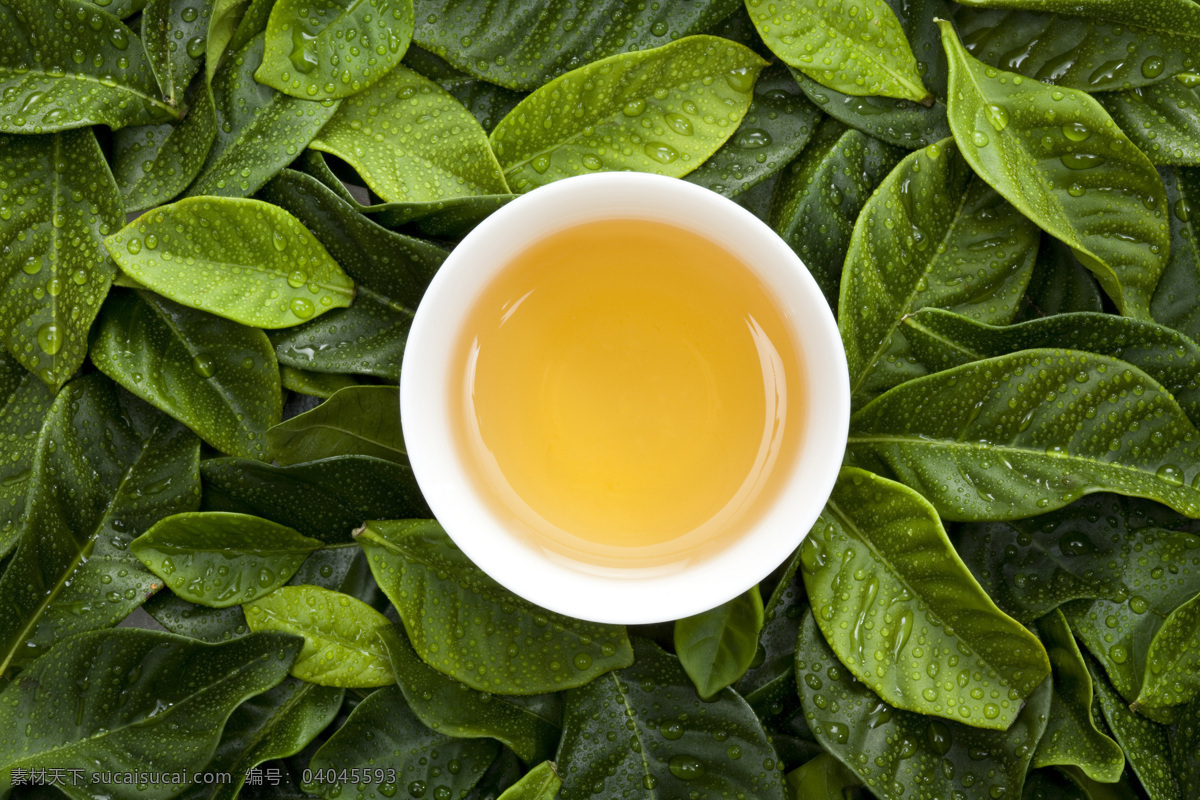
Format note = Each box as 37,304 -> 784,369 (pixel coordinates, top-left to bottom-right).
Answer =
1,0 -> 1199,798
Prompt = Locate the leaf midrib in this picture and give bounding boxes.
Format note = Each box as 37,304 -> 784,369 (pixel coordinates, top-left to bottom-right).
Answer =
249,599 -> 386,665
274,418 -> 407,459
0,67 -> 180,120
610,671 -> 659,800
1137,594 -> 1200,706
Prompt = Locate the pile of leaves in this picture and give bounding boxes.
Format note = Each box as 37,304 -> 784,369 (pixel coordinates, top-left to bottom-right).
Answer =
2,0 -> 1200,798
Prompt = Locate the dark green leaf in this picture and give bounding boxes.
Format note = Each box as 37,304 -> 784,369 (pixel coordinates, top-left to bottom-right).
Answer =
0,629 -> 300,799
356,520 -> 634,694
145,592 -> 250,642
0,0 -> 180,132
496,762 -> 560,800
105,198 -> 354,328
555,638 -> 786,800
489,36 -> 766,193
1014,234 -> 1104,321
402,45 -> 526,132
1099,76 -> 1200,165
674,586 -> 763,700
466,749 -> 526,800
89,289 -> 282,460
410,0 -> 742,91
735,545 -> 807,720
1136,592 -> 1200,716
267,385 -> 406,465
379,625 -> 561,764
256,0 -> 413,100
795,610 -> 1052,800
840,138 -> 1037,408
1151,166 -> 1200,342
847,350 -> 1200,520
305,685 -> 499,800
131,511 -> 322,607
0,129 -> 123,389
939,20 -> 1170,319
280,366 -> 362,398
1021,769 -> 1093,800
1173,697 -> 1200,798
142,0 -> 212,107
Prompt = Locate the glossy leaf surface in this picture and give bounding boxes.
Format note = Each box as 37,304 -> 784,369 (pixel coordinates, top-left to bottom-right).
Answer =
1174,697 -> 1200,798
267,385 -> 407,465
1099,77 -> 1200,166
1088,655 -> 1179,800
142,0 -> 212,108
1137,592 -> 1200,714
784,754 -> 861,799
674,586 -> 763,700
357,520 -> 634,694
402,45 -> 525,132
280,365 -> 361,398
496,762 -> 561,800
1151,167 -> 1200,342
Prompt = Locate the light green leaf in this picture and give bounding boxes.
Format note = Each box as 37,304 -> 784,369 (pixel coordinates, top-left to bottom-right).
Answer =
379,625 -> 561,764
356,520 -> 634,694
674,587 -> 764,701
143,0 -> 212,107
497,762 -> 561,800
267,385 -> 406,466
131,512 -> 322,608
206,0 -> 254,82
556,638 -> 786,800
280,366 -> 361,398
938,20 -> 1170,319
0,0 -> 180,132
847,350 -> 1200,520
490,35 -> 766,193
311,64 -> 508,202
1151,167 -> 1200,342
804,467 -> 1049,729
257,0 -> 413,99
244,584 -> 394,687
1136,592 -> 1200,714
105,197 -> 354,328
1099,76 -> 1200,165
0,129 -> 123,389
840,138 -> 1038,408
89,289 -> 282,460
0,630 -> 300,800
305,685 -> 499,800
784,754 -> 861,799
402,45 -> 526,132
1033,610 -> 1125,783
746,0 -> 930,103
795,610 -> 1052,800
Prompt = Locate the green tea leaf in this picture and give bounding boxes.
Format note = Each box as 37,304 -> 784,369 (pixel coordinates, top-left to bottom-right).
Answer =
938,20 -> 1170,319
840,139 -> 1038,408
1137,592 -> 1200,713
745,0 -> 930,103
1033,610 -> 1125,783
356,520 -> 634,694
410,0 -> 741,91
402,45 -> 525,132
268,385 -> 406,465
310,64 -> 508,202
1151,167 -> 1200,341
142,0 -> 213,107
847,350 -> 1200,520
0,129 -> 123,389
684,63 -> 822,199
769,120 -> 905,306
1021,769 -> 1095,800
105,197 -> 354,328
784,754 -> 862,799
490,35 -> 765,193
0,0 -> 180,132
305,685 -> 499,800
465,749 -> 526,800
735,546 -> 807,720
674,586 -> 764,700
1099,77 -> 1200,165
795,610 -> 1052,800
1174,697 -> 1200,798
131,511 -> 322,607
379,625 -> 561,764
1015,234 -> 1104,321
804,467 -> 1049,729
89,289 -> 282,460
244,585 -> 394,687
189,35 -> 340,198
496,762 -> 560,800
556,638 -> 786,800
898,309 -> 1200,424
206,0 -> 254,82
280,366 -> 361,398
201,455 -> 430,543
0,629 -> 300,799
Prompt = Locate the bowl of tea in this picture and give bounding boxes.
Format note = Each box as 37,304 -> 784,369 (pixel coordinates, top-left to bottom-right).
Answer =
401,172 -> 849,623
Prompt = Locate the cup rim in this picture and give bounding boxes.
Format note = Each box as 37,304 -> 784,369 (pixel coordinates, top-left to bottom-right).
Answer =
400,172 -> 850,624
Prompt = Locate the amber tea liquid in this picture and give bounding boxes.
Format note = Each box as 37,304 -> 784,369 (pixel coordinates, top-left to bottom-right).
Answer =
451,218 -> 805,567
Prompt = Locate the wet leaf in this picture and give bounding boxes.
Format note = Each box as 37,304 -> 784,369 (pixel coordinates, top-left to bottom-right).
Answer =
939,20 -> 1170,319
0,0 -> 180,132
0,129 -> 123,389
490,35 -> 765,193
0,629 -> 300,799
257,0 -> 412,100
735,545 -> 807,721
356,520 -> 634,694
804,467 -> 1049,729
840,138 -> 1038,408
105,197 -> 354,328
555,638 -> 786,800
674,586 -> 764,700
89,289 -> 282,460
142,0 -> 212,107
305,685 -> 499,800
1151,167 -> 1200,342
402,44 -> 525,132
847,350 -> 1200,520
1014,234 -> 1104,321
795,610 -> 1052,800
244,584 -> 394,687
768,119 -> 905,306
745,0 -> 930,103
784,753 -> 862,799
496,762 -> 560,800
379,625 -> 561,764
410,0 -> 741,91
1174,697 -> 1200,798
1099,76 -> 1200,166
267,385 -> 406,465
280,365 -> 361,398
1033,610 -> 1125,782
131,511 -> 322,608
1136,591 -> 1200,714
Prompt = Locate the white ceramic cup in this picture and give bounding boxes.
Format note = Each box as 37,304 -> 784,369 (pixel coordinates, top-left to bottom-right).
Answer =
400,172 -> 849,624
